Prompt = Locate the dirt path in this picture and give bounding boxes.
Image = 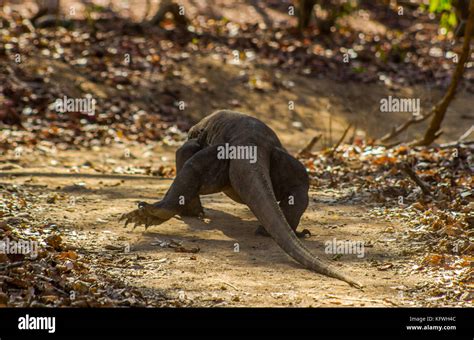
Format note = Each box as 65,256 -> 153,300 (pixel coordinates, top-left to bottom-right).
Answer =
2,0 -> 471,308
1,140 -> 439,307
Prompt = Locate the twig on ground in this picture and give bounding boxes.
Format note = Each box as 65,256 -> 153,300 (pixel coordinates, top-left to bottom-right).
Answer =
223,282 -> 239,291
438,140 -> 474,149
328,124 -> 352,157
377,112 -> 434,144
297,133 -> 322,158
458,125 -> 474,141
399,163 -> 432,196
0,261 -> 24,270
435,126 -> 474,149
348,124 -> 358,144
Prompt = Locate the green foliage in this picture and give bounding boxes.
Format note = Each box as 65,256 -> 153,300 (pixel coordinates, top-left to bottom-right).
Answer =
428,0 -> 458,32
429,0 -> 453,13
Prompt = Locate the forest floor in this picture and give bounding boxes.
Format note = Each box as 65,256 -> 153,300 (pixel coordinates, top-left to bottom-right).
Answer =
0,0 -> 472,307
0,142 -> 450,307
1,116 -> 472,307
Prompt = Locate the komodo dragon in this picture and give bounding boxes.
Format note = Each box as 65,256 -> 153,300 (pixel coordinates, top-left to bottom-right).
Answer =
120,110 -> 361,288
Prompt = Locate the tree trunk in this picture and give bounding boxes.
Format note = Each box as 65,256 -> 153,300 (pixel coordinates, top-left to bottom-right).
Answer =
454,0 -> 471,37
411,0 -> 474,147
298,0 -> 317,30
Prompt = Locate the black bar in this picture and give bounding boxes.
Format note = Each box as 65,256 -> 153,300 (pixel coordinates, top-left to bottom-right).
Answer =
0,308 -> 472,339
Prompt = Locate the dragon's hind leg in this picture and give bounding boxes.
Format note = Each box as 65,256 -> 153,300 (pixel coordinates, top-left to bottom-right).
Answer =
255,147 -> 310,238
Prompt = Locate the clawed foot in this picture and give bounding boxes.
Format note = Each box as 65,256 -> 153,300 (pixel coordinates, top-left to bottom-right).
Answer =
255,225 -> 311,238
119,201 -> 173,230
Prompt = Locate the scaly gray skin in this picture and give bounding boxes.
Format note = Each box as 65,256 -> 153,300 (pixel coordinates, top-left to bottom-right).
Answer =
120,110 -> 362,288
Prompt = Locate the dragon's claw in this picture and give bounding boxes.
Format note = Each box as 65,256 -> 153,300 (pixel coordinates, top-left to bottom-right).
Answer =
120,202 -> 170,230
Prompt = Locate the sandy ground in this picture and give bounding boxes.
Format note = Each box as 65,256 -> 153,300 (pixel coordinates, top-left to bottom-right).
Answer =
1,140 -> 437,307
3,49 -> 473,306
3,0 -> 473,305
2,0 -> 473,308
